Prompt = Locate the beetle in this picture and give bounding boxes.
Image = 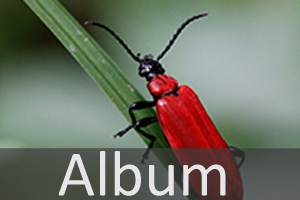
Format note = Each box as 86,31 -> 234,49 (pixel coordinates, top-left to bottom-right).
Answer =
85,13 -> 244,199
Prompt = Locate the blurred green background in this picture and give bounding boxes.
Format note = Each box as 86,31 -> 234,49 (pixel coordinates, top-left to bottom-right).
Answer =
1,0 -> 299,148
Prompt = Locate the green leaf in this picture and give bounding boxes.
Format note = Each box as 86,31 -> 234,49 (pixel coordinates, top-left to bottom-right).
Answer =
24,0 -> 169,149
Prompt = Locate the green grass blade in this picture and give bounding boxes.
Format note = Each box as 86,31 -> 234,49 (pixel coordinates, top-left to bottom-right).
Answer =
24,0 -> 169,149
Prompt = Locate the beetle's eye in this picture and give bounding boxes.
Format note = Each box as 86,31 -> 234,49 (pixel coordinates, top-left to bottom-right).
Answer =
139,64 -> 152,76
146,65 -> 152,71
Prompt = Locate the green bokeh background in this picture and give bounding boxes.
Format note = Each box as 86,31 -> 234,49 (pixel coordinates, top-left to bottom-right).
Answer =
1,0 -> 300,148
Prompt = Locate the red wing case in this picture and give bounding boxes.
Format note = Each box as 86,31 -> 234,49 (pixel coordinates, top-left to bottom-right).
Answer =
156,85 -> 243,200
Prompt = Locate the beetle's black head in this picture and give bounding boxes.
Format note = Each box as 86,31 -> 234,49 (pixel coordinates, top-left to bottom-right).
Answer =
138,54 -> 165,81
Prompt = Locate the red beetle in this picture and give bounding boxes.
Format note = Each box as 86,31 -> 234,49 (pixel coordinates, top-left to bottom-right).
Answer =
86,13 -> 244,199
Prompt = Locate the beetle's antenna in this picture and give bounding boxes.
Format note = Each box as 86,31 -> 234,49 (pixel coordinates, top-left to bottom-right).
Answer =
156,13 -> 208,61
85,21 -> 141,63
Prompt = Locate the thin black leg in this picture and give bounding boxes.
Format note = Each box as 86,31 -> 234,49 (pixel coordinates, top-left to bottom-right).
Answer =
114,100 -> 156,138
114,100 -> 158,163
115,116 -> 158,163
128,101 -> 156,124
229,146 -> 245,168
135,117 -> 158,163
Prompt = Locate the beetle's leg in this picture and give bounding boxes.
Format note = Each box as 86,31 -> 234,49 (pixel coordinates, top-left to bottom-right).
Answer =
134,117 -> 158,163
229,146 -> 245,168
116,116 -> 158,163
114,101 -> 156,138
